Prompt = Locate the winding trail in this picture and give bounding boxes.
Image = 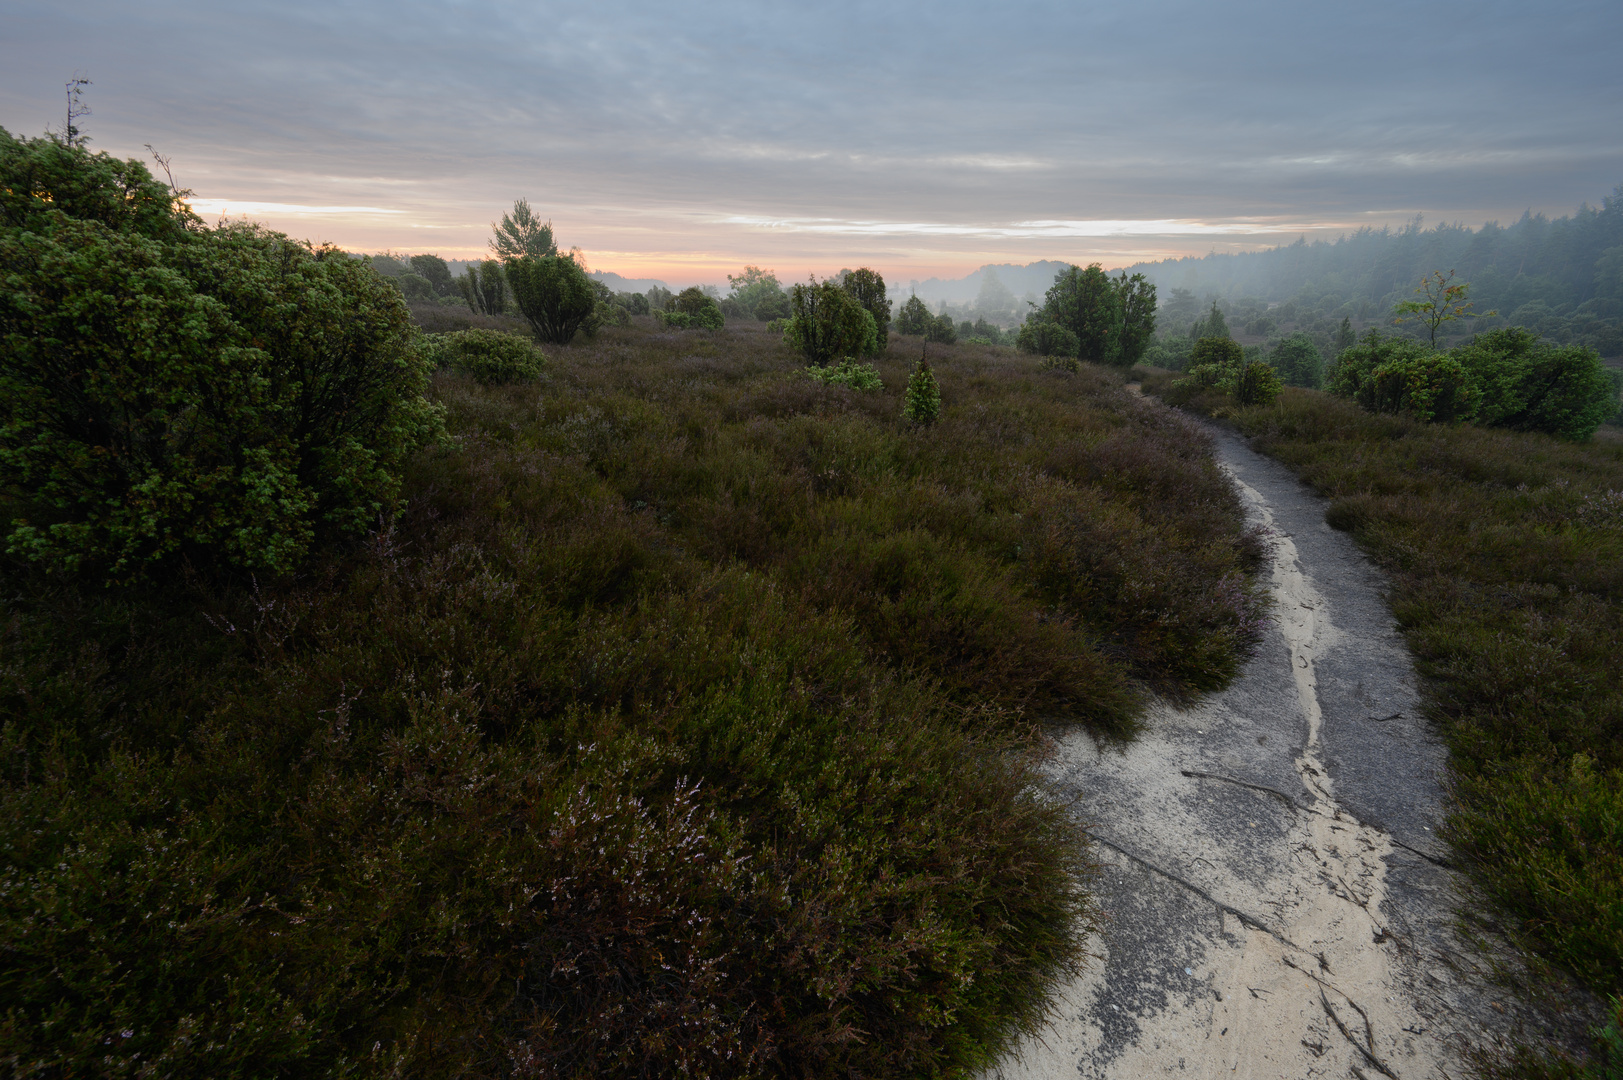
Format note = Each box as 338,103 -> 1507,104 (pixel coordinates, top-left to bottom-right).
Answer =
990,419 -> 1581,1079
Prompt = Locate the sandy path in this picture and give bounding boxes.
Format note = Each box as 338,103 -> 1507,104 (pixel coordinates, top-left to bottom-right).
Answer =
988,418 -> 1584,1079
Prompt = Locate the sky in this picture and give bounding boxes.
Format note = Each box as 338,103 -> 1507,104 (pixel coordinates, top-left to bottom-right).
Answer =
4,0 -> 1621,287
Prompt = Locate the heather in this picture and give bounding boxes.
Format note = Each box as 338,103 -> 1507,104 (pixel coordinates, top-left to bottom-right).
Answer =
0,317 -> 1267,1076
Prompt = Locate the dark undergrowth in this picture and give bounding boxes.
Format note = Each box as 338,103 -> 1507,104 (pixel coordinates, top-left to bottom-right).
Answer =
1143,371 -> 1623,1078
0,324 -> 1265,1078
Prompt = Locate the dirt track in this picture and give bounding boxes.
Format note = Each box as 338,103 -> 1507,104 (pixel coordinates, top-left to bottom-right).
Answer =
989,415 -> 1590,1080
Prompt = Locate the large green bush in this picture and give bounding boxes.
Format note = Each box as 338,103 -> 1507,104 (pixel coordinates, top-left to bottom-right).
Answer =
784,278 -> 877,365
504,253 -> 597,343
1329,327 -> 1614,438
1453,327 -> 1616,440
0,130 -> 443,582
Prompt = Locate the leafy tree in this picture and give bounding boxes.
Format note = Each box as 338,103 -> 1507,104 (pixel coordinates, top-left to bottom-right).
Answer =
1043,263 -> 1122,365
1268,333 -> 1324,388
459,259 -> 507,316
0,129 -> 443,581
926,312 -> 957,344
1326,330 -> 1438,407
895,294 -> 933,336
725,266 -> 790,321
489,198 -> 557,262
1393,269 -> 1496,345
841,267 -> 892,350
504,254 -> 597,344
410,253 -> 454,296
1115,271 -> 1157,366
784,278 -> 876,365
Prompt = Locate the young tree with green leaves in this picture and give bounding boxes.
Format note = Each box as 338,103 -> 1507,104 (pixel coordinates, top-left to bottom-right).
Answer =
1392,269 -> 1496,345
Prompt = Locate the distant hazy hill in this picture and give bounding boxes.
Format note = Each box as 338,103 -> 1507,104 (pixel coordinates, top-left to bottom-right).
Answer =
591,271 -> 672,295
904,261 -> 1071,305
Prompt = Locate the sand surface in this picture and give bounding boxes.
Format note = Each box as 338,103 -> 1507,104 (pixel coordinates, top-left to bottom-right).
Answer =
987,413 -> 1591,1080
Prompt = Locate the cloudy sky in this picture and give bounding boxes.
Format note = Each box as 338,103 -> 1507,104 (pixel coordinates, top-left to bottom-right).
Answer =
4,0 -> 1620,285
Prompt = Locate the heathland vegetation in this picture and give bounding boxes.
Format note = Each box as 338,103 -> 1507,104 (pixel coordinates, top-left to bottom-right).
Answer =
0,131 -> 1275,1075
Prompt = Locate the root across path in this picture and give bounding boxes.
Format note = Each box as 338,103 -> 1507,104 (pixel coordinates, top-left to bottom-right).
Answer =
990,420 -> 1587,1079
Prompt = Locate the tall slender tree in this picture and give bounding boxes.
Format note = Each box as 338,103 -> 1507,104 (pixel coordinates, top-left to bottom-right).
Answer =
1115,271 -> 1157,367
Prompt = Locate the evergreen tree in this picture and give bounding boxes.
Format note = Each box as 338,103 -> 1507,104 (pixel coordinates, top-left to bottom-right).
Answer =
1044,263 -> 1123,365
841,268 -> 891,349
895,295 -> 933,336
489,198 -> 557,261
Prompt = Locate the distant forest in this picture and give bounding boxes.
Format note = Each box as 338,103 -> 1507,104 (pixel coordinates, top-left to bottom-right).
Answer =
1125,185 -> 1623,361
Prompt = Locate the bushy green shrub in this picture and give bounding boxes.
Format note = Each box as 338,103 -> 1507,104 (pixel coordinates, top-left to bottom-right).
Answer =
1017,318 -> 1081,364
806,358 -> 883,391
662,286 -> 725,330
785,278 -> 877,365
903,356 -> 941,424
1454,327 -> 1616,440
1361,349 -> 1475,422
430,328 -> 546,384
926,312 -> 957,344
613,290 -> 651,316
505,253 -> 597,344
1185,336 -> 1245,387
0,130 -> 444,581
1230,361 -> 1284,406
894,294 -> 933,336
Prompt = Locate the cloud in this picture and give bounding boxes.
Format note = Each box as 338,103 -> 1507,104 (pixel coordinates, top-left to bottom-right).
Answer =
3,0 -> 1618,282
